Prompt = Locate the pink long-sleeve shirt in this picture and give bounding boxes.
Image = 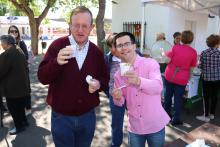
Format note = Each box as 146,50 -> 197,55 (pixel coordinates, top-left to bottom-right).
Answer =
113,55 -> 170,135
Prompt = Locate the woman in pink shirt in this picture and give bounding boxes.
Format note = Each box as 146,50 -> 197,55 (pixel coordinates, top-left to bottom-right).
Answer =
163,30 -> 197,125
112,32 -> 170,147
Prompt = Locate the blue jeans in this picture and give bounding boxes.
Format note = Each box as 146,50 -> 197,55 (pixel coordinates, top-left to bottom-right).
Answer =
163,79 -> 186,122
109,95 -> 125,147
128,128 -> 165,147
51,109 -> 96,147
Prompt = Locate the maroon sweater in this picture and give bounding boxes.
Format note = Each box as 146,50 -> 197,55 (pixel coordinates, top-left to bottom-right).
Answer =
38,36 -> 109,115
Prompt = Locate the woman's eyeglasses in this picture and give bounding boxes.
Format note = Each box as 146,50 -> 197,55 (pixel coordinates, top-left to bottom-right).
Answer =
9,30 -> 18,33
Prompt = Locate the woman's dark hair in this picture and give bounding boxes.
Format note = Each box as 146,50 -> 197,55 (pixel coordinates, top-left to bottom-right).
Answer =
181,30 -> 194,44
114,32 -> 136,47
173,32 -> 181,38
8,25 -> 21,44
206,34 -> 220,48
106,33 -> 117,48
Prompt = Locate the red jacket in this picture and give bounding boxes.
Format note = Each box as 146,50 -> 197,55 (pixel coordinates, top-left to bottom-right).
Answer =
38,36 -> 109,115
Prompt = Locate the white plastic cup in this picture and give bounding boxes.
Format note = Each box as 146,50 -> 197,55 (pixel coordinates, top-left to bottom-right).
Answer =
120,63 -> 131,76
66,45 -> 76,58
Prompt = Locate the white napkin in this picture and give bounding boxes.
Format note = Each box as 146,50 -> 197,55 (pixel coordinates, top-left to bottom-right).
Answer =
86,75 -> 93,84
186,139 -> 210,147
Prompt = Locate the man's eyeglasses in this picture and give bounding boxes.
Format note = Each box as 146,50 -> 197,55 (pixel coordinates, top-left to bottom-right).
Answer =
116,42 -> 133,50
9,30 -> 18,33
71,24 -> 91,30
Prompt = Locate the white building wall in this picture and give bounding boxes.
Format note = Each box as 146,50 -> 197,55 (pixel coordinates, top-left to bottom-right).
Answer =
112,0 -> 219,54
144,4 -> 170,50
207,16 -> 220,35
112,0 -> 142,33
167,8 -> 208,54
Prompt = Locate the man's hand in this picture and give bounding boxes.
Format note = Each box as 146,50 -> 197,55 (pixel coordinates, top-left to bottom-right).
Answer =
88,79 -> 100,93
124,70 -> 141,86
111,88 -> 122,101
57,47 -> 73,65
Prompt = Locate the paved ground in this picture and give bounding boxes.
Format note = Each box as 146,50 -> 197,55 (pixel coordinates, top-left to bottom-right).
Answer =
0,55 -> 219,147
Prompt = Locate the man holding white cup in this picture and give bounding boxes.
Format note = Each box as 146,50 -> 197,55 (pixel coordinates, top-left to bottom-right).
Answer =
111,32 -> 170,147
38,6 -> 109,147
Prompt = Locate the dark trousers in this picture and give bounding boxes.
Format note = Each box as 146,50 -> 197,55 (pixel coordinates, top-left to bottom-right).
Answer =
0,96 -> 4,109
109,95 -> 125,147
24,95 -> 31,109
163,79 -> 186,122
25,69 -> 32,110
6,97 -> 27,130
202,80 -> 220,116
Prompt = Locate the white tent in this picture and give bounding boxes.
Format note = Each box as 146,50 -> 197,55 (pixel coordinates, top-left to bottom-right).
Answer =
140,0 -> 220,52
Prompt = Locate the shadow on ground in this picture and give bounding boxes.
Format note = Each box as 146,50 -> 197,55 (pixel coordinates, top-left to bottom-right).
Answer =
11,115 -> 51,147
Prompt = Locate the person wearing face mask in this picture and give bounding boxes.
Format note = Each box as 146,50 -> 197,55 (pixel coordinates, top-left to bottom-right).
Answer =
8,25 -> 32,116
0,35 -> 29,135
111,32 -> 170,147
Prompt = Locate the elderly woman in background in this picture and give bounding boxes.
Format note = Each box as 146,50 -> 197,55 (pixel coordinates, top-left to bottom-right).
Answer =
156,32 -> 166,42
0,35 -> 30,135
196,34 -> 220,122
163,30 -> 197,125
8,25 -> 32,115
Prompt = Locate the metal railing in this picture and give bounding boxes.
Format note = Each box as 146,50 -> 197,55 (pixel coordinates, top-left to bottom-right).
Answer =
123,21 -> 146,48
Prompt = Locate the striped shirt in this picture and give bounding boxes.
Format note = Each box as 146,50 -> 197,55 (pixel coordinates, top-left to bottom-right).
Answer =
199,48 -> 220,81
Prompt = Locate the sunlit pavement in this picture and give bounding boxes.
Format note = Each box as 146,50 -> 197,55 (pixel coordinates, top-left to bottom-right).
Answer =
0,42 -> 219,147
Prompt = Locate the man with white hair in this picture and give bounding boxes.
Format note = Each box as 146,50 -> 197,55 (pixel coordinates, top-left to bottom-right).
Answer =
156,32 -> 166,41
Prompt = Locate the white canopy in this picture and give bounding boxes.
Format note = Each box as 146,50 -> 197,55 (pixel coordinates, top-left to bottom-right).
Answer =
141,0 -> 220,16
140,0 -> 220,52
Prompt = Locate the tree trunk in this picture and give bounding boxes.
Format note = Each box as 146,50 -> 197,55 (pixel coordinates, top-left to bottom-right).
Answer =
95,0 -> 106,52
29,17 -> 40,55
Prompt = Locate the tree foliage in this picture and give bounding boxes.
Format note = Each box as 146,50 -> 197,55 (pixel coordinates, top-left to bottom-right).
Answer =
2,0 -> 106,54
8,0 -> 57,55
0,0 -> 23,15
